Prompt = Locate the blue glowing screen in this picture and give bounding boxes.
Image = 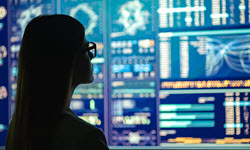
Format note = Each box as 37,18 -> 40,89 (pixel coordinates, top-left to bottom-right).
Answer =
4,0 -> 250,147
0,0 -> 8,146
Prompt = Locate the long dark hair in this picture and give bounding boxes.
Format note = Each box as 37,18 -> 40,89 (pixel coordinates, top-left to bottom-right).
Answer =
6,15 -> 85,150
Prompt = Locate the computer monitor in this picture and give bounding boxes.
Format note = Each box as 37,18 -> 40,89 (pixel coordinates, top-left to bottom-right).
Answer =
3,0 -> 250,147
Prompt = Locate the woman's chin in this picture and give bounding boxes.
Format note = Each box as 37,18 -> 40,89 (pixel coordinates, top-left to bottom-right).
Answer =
88,75 -> 94,83
81,75 -> 94,84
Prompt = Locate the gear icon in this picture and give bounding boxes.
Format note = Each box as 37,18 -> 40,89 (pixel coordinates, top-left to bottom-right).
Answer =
0,86 -> 7,100
0,6 -> 7,20
0,46 -> 7,59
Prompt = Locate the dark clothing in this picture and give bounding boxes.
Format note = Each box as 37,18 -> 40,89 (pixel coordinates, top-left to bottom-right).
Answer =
48,108 -> 109,150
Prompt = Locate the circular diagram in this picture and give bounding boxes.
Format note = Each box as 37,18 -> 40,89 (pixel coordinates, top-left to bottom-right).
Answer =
0,86 -> 7,100
0,6 -> 7,19
111,0 -> 150,38
70,3 -> 98,35
112,129 -> 156,146
0,46 -> 7,59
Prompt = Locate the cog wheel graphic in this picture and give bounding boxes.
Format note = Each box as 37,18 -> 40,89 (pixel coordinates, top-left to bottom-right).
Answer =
0,6 -> 7,19
128,132 -> 141,144
0,46 -> 7,59
70,3 -> 98,35
112,0 -> 150,38
17,5 -> 43,35
0,86 -> 7,100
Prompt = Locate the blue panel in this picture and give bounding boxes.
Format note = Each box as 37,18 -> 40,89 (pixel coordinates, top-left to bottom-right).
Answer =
159,29 -> 250,81
159,91 -> 250,144
158,0 -> 250,30
5,0 -> 250,147
0,0 -> 8,146
109,0 -> 158,146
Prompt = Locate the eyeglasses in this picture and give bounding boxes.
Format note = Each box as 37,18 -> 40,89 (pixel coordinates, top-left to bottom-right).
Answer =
86,42 -> 97,59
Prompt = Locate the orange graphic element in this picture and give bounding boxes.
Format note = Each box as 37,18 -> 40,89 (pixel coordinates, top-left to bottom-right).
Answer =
216,138 -> 250,144
167,137 -> 250,144
168,137 -> 202,144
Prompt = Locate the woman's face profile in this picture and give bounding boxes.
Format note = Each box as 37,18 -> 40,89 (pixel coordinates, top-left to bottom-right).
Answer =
72,36 -> 94,86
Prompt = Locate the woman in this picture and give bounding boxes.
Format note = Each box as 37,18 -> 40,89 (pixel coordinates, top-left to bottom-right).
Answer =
6,15 -> 109,150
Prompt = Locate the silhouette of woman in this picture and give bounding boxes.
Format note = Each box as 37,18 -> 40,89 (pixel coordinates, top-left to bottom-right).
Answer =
6,15 -> 109,150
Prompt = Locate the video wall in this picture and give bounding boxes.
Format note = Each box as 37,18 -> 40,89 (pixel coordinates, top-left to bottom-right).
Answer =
1,0 -> 250,146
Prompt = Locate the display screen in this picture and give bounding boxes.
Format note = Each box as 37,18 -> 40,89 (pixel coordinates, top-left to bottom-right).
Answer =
5,0 -> 250,147
0,0 -> 8,146
159,29 -> 250,81
159,90 -> 250,145
158,0 -> 250,29
108,0 -> 158,146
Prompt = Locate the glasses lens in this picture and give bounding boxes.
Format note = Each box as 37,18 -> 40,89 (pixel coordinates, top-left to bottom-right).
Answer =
89,42 -> 96,57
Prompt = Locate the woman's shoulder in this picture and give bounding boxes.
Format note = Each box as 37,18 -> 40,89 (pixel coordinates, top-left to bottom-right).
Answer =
49,108 -> 109,150
59,107 -> 99,134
